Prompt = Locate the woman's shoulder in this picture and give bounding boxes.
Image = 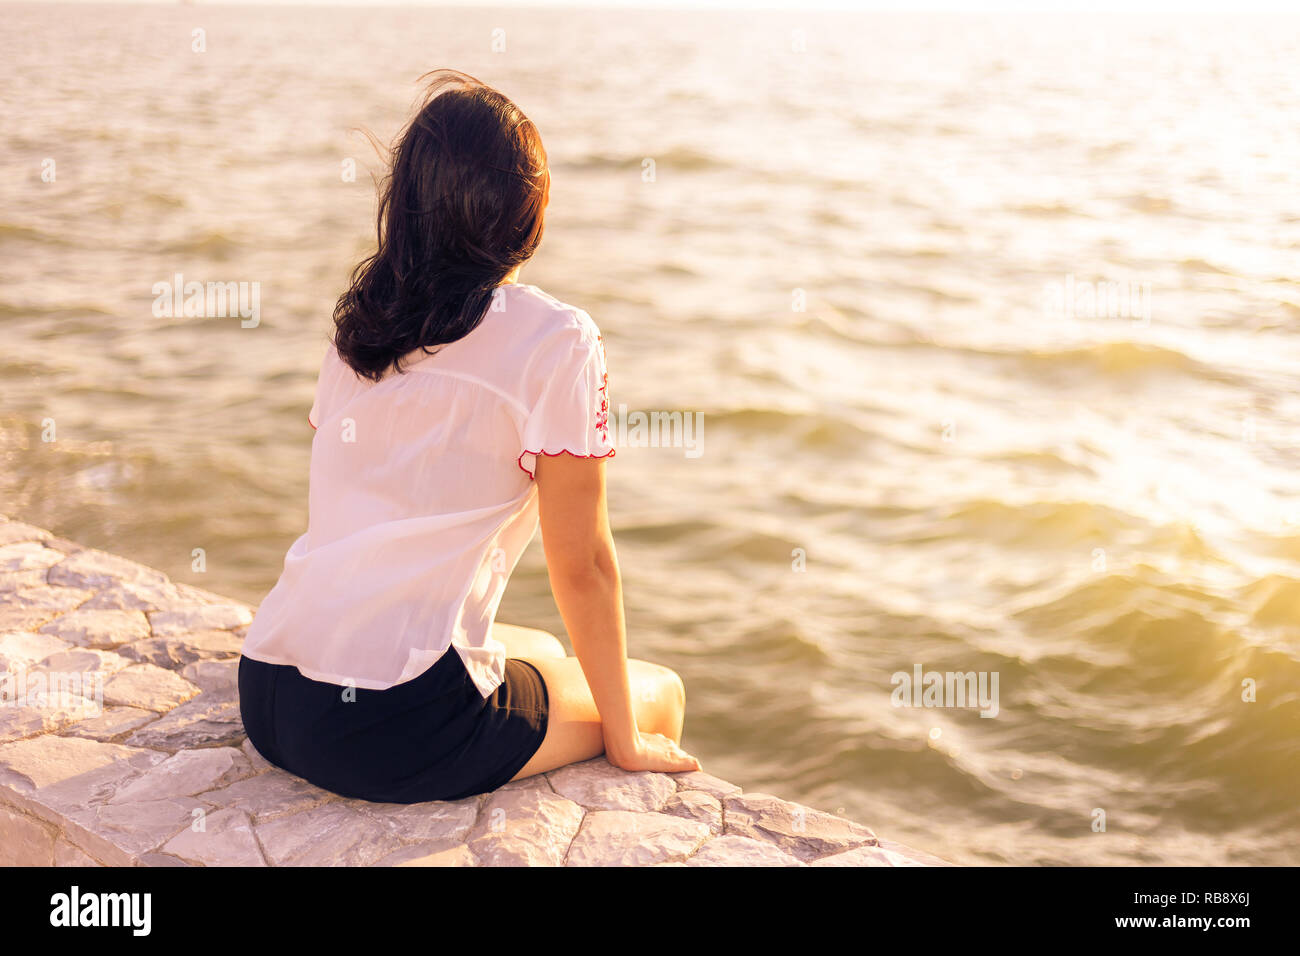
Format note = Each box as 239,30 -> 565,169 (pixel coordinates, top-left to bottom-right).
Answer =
504,283 -> 601,345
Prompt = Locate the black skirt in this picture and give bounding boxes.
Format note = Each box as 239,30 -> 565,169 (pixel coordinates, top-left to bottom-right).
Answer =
237,648 -> 549,804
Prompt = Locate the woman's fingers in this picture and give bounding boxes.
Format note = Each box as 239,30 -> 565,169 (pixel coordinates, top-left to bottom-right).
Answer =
607,731 -> 703,773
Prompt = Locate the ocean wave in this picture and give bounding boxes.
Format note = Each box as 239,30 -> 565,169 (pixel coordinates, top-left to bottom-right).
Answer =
611,517 -> 718,544
1125,194 -> 1176,213
0,222 -> 72,247
0,301 -> 119,322
938,498 -> 1139,547
980,449 -> 1097,477
1178,256 -> 1236,276
954,340 -> 1236,385
558,145 -> 724,174
157,230 -> 242,260
705,407 -> 880,450
1242,573 -> 1300,627
1009,200 -> 1083,218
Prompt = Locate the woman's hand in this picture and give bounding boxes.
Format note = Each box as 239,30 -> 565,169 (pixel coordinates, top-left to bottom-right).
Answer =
606,731 -> 702,773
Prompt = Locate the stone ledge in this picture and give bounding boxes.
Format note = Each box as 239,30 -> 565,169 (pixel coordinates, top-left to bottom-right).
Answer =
0,515 -> 953,867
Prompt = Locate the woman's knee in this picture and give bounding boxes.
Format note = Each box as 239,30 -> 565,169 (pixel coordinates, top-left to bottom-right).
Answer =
494,623 -> 567,660
628,659 -> 686,738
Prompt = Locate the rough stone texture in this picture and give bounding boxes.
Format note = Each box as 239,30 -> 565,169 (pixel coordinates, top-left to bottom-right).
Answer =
54,837 -> 102,866
103,664 -> 200,712
39,609 -> 150,648
0,522 -> 53,548
149,605 -> 253,636
874,839 -> 958,867
811,843 -> 917,866
389,843 -> 478,867
0,689 -> 106,743
125,692 -> 243,750
467,788 -> 585,866
0,572 -> 50,597
0,804 -> 57,865
0,702 -> 76,743
199,768 -> 335,822
566,810 -> 710,866
109,747 -> 250,805
80,581 -> 187,613
662,789 -> 723,834
0,542 -> 65,575
63,706 -> 157,742
255,803 -> 399,867
686,834 -> 804,867
0,517 -> 949,867
0,629 -> 73,670
180,658 -> 239,694
670,770 -> 743,800
65,796 -> 208,862
118,632 -> 244,670
47,548 -> 168,592
548,757 -> 676,811
163,806 -> 265,866
7,586 -> 93,618
723,792 -> 880,862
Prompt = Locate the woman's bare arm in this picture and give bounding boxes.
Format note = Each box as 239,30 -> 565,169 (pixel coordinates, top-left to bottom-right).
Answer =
533,453 -> 697,771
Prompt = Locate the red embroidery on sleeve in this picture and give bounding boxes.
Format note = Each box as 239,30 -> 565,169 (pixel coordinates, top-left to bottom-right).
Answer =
594,335 -> 610,440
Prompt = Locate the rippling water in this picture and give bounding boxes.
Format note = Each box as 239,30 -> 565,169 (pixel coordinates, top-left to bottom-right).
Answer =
3,4 -> 1299,865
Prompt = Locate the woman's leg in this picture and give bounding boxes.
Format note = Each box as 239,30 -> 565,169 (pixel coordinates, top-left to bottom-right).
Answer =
507,656 -> 687,781
491,622 -> 567,660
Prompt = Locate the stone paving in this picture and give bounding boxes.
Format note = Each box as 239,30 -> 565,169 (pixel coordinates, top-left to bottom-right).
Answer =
0,515 -> 951,867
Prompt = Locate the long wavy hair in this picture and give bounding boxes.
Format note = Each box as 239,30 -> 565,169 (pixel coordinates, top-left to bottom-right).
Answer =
333,70 -> 550,382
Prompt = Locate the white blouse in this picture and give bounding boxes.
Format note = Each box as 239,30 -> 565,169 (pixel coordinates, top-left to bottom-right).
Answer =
239,283 -> 615,696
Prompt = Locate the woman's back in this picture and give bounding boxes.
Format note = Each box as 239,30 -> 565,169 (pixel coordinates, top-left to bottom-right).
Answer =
240,282 -> 613,696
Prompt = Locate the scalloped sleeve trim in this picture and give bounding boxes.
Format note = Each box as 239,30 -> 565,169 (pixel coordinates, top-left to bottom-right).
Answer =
517,447 -> 615,481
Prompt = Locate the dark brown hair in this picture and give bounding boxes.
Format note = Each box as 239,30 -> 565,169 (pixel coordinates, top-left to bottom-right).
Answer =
333,70 -> 550,382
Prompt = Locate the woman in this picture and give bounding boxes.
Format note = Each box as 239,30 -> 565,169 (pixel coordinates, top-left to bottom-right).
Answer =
237,69 -> 700,804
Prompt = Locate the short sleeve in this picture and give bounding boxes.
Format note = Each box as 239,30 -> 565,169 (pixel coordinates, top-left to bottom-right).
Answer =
517,332 -> 615,479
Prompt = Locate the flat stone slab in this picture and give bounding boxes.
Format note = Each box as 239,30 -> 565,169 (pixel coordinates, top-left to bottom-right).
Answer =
566,810 -> 710,866
125,692 -> 244,750
63,706 -> 158,742
723,792 -> 880,862
0,515 -> 951,866
687,833 -> 804,867
102,664 -> 200,712
149,605 -> 253,636
662,789 -> 723,834
40,609 -> 150,648
467,787 -> 585,866
548,757 -> 677,812
0,542 -> 65,575
0,522 -> 53,548
389,843 -> 478,867
119,632 -> 244,670
0,629 -> 73,670
163,806 -> 264,866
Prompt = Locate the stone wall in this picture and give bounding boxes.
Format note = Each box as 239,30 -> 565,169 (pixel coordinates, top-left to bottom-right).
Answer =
0,514 -> 951,867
